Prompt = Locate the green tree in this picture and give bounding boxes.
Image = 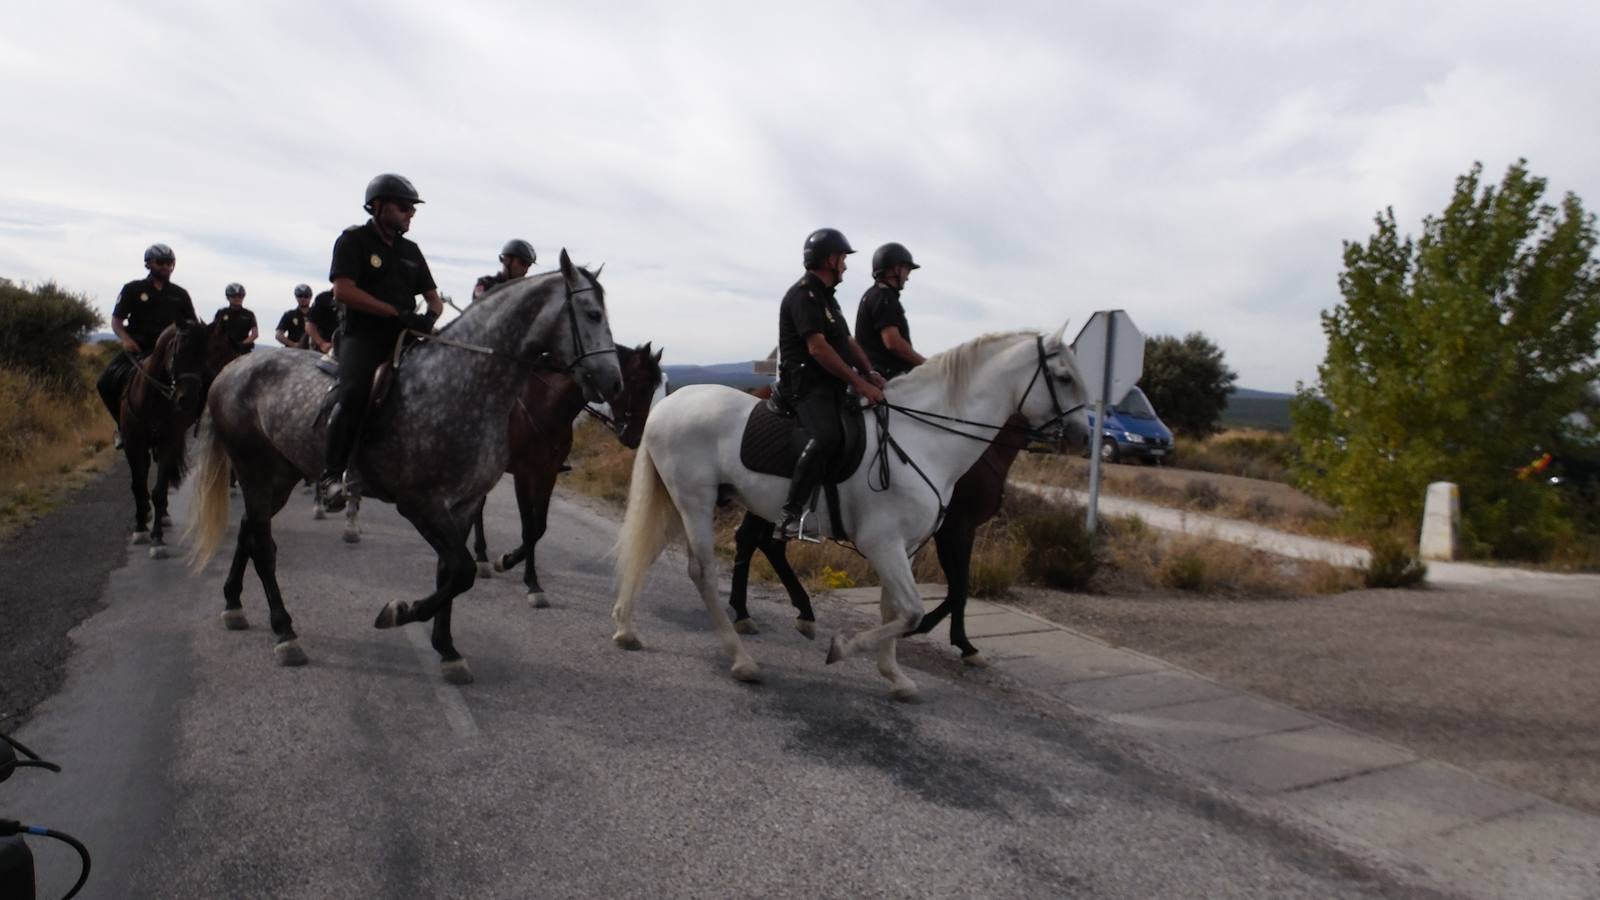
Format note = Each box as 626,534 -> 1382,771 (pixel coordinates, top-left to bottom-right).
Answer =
1140,332 -> 1237,439
0,278 -> 103,388
1292,160 -> 1600,559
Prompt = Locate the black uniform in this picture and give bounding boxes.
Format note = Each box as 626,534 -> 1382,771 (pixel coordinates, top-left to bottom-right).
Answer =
212,305 -> 257,352
473,272 -> 506,300
277,307 -> 310,348
323,220 -> 437,477
96,277 -> 198,424
776,273 -> 856,516
307,290 -> 340,348
854,284 -> 913,379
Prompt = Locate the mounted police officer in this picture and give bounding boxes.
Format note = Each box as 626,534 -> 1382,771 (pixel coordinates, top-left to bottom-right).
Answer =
211,282 -> 258,354
305,288 -> 339,354
97,243 -> 198,448
317,173 -> 443,511
472,239 -> 536,300
775,228 -> 886,540
275,283 -> 314,349
855,242 -> 925,379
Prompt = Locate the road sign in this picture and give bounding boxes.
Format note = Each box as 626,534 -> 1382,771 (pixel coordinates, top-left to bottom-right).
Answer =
1072,310 -> 1144,407
1073,310 -> 1145,533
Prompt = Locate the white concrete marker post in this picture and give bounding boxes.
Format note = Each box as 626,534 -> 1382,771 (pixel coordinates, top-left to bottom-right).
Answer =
1419,481 -> 1461,560
1072,311 -> 1145,532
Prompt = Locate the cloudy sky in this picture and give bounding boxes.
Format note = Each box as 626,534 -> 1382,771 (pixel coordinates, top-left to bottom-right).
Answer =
3,1 -> 1597,391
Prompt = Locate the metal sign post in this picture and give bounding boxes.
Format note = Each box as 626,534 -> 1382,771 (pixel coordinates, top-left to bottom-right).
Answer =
1072,311 -> 1145,533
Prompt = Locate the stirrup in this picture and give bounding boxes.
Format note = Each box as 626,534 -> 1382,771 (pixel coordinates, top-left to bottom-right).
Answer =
778,509 -> 822,544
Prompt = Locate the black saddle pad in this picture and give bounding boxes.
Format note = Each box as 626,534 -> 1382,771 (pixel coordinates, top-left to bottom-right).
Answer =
739,397 -> 867,484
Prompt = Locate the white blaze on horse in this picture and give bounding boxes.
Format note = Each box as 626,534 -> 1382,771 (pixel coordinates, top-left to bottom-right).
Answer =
611,325 -> 1090,701
187,251 -> 622,683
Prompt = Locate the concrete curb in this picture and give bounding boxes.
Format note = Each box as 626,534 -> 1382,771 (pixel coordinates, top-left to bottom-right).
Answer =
828,583 -> 1600,900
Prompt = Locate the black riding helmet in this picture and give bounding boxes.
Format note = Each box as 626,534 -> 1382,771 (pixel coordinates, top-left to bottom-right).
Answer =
802,228 -> 854,270
500,239 -> 536,264
363,173 -> 424,213
225,282 -> 246,298
294,283 -> 313,298
144,243 -> 176,265
871,242 -> 920,277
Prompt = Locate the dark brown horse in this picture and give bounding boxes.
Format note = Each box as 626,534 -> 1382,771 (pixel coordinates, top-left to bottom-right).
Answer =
119,319 -> 234,558
728,413 -> 1033,666
478,342 -> 663,606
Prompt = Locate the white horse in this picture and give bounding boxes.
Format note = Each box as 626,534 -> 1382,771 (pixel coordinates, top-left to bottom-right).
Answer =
611,326 -> 1090,701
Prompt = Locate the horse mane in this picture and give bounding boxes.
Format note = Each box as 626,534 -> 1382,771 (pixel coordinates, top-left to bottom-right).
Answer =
885,330 -> 1038,407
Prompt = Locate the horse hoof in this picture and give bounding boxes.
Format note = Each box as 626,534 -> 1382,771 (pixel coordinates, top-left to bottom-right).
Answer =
493,555 -> 514,573
731,659 -> 761,683
130,530 -> 150,545
796,619 -> 817,640
342,529 -> 361,544
221,609 -> 249,630
274,640 -> 308,667
148,544 -> 168,560
373,601 -> 404,629
613,631 -> 643,651
527,592 -> 550,609
476,561 -> 493,578
441,659 -> 474,685
961,652 -> 991,668
890,685 -> 922,703
312,506 -> 326,521
734,618 -> 759,635
825,635 -> 846,665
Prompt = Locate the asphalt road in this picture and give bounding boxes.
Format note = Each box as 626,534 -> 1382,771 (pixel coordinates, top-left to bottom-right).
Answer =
2,472 -> 1417,899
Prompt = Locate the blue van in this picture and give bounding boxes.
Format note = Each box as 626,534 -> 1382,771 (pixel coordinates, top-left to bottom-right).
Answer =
1087,386 -> 1175,464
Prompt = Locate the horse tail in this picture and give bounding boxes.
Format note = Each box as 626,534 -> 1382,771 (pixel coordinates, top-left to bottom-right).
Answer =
185,415 -> 231,572
611,440 -> 681,628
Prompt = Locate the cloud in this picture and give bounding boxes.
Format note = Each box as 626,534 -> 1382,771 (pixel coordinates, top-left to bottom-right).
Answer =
2,0 -> 1597,390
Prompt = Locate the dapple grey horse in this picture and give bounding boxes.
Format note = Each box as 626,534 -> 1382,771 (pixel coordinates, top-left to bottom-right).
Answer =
187,251 -> 622,683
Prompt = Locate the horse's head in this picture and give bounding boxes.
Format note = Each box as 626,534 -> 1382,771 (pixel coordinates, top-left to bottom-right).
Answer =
556,249 -> 624,405
203,318 -> 243,386
165,319 -> 212,418
1020,323 -> 1092,454
610,341 -> 664,449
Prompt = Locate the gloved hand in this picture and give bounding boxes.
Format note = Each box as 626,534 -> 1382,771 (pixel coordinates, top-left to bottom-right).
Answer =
397,311 -> 436,333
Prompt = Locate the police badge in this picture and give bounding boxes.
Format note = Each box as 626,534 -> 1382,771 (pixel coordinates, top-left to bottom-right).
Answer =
139,293 -> 149,302
370,254 -> 383,268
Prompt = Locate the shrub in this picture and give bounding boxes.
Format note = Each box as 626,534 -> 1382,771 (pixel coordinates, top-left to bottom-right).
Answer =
0,278 -> 103,388
1244,494 -> 1279,523
1361,533 -> 1428,588
1013,500 -> 1100,590
1183,480 -> 1222,511
1159,548 -> 1209,590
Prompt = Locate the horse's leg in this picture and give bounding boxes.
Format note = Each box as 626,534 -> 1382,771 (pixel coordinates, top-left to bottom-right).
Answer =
241,470 -> 307,666
682,508 -> 760,683
728,511 -> 764,634
147,444 -> 178,559
929,519 -> 987,665
471,498 -> 492,579
220,518 -> 254,631
127,443 -> 151,545
512,468 -> 557,608
826,537 -> 924,702
372,500 -> 476,683
342,491 -> 361,543
763,534 -> 816,639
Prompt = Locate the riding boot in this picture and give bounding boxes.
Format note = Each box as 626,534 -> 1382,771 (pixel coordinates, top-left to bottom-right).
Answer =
778,439 -> 827,541
319,402 -> 360,513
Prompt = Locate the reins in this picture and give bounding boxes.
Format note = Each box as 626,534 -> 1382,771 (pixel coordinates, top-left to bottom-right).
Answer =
395,279 -> 618,375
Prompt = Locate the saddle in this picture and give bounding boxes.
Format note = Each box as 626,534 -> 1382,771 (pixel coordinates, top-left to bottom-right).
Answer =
739,392 -> 867,539
312,346 -> 407,432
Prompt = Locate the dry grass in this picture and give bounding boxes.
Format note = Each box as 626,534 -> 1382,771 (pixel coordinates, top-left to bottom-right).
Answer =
0,349 -> 118,538
1176,428 -> 1297,483
1011,449 -> 1343,539
565,419 -> 1360,599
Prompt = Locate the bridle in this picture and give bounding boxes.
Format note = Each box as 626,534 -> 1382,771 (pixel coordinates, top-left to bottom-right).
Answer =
402,276 -> 618,375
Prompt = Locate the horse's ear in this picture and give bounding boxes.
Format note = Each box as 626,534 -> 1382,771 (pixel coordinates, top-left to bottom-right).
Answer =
1051,320 -> 1070,348
637,340 -> 651,357
653,347 -> 664,364
559,248 -> 576,283
593,262 -> 605,280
